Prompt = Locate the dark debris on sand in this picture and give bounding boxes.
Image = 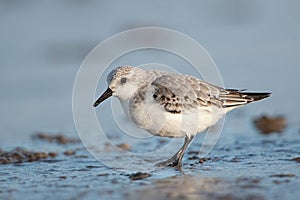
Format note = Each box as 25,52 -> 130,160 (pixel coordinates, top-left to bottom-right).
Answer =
33,132 -> 80,144
269,174 -> 295,178
0,147 -> 57,164
117,143 -> 132,151
292,157 -> 300,163
129,172 -> 151,181
63,150 -> 76,156
253,115 -> 287,134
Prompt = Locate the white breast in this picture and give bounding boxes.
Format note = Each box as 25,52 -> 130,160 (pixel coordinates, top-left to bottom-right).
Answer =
127,90 -> 225,138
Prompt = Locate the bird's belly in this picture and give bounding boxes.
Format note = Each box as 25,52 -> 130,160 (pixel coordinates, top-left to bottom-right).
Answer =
129,102 -> 224,138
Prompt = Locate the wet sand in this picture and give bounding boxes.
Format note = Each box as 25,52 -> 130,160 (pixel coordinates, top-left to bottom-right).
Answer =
1,128 -> 299,200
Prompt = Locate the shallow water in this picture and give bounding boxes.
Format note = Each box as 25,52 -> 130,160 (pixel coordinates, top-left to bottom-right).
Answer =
1,1 -> 300,200
1,128 -> 299,200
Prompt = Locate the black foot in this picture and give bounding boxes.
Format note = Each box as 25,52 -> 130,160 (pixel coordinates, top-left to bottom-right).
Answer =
155,135 -> 194,169
155,159 -> 181,168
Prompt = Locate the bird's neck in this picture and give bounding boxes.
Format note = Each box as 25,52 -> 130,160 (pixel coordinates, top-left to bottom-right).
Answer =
115,84 -> 140,102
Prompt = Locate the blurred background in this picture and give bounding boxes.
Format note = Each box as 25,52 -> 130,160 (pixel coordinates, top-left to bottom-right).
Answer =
1,0 -> 299,146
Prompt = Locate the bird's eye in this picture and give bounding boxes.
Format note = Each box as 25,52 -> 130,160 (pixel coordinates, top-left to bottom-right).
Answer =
121,77 -> 127,84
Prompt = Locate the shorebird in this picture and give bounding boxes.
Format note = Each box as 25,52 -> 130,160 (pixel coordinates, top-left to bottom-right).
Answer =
93,66 -> 270,167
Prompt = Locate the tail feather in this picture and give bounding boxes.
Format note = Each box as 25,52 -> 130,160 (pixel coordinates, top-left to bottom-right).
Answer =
221,90 -> 271,108
239,92 -> 271,101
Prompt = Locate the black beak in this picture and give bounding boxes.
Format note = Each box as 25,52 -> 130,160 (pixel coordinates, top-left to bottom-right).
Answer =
93,88 -> 113,107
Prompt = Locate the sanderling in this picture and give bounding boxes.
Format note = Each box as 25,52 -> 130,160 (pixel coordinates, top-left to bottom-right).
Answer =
93,66 -> 270,167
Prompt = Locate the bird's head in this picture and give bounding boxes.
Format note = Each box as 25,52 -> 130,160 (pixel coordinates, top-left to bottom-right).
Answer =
93,66 -> 145,107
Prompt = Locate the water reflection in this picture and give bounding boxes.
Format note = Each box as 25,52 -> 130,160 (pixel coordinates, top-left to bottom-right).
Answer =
130,175 -> 265,200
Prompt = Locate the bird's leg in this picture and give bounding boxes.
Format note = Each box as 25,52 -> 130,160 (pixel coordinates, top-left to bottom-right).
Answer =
155,135 -> 194,167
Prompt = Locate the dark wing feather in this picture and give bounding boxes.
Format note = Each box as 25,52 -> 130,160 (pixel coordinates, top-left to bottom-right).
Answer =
220,90 -> 270,108
151,74 -> 224,114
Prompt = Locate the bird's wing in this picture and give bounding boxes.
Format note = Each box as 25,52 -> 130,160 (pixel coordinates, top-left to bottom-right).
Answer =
150,73 -> 270,114
150,74 -> 224,114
